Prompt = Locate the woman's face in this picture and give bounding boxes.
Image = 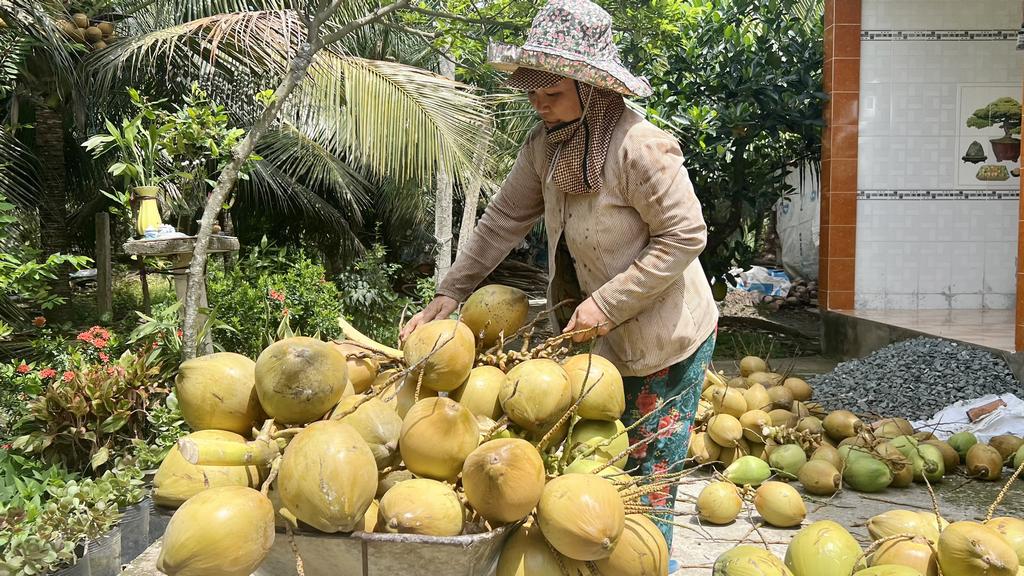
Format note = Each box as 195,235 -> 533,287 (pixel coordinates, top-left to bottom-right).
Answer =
528,77 -> 582,127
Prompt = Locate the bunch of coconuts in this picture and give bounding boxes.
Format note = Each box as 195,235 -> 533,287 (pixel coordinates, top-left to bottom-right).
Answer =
56,12 -> 116,51
152,283 -> 672,576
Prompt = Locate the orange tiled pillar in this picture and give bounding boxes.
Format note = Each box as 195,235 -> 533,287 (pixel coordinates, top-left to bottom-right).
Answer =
820,0 -> 860,311
1018,86 -> 1024,352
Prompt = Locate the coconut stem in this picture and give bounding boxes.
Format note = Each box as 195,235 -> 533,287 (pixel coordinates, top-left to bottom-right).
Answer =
285,523 -> 306,576
337,315 -> 403,359
986,456 -> 1024,521
261,455 -> 282,496
178,437 -> 282,467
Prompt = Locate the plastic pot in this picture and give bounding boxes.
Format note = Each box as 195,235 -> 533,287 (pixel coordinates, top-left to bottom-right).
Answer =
148,500 -> 173,544
47,558 -> 89,576
85,526 -> 121,576
119,497 -> 151,564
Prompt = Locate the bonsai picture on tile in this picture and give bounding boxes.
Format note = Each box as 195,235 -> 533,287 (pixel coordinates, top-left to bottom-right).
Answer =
957,84 -> 1022,188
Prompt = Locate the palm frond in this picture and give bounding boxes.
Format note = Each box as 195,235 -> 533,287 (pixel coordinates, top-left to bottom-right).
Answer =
0,34 -> 29,100
328,54 -> 489,186
86,10 -> 301,100
1,0 -> 85,99
0,126 -> 40,209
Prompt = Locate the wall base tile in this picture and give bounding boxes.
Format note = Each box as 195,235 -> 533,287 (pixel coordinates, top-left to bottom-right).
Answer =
855,292 -> 887,309
983,293 -> 1015,310
918,293 -> 953,309
950,293 -> 984,309
884,293 -> 919,310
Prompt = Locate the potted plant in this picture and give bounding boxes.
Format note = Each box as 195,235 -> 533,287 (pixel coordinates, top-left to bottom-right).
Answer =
99,461 -> 150,565
82,88 -> 174,237
966,96 -> 1022,162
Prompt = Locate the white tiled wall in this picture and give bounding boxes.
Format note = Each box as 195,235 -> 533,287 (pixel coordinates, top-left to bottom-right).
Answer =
855,200 -> 1018,309
854,0 -> 1020,310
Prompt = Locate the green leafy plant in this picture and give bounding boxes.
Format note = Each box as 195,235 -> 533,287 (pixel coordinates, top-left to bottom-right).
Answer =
11,350 -> 167,474
129,393 -> 186,472
966,96 -> 1022,141
335,243 -> 416,348
82,88 -> 174,189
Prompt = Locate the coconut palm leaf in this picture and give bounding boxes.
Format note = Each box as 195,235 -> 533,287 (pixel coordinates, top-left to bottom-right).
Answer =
0,35 -> 29,100
0,126 -> 40,209
1,0 -> 85,101
329,54 -> 489,186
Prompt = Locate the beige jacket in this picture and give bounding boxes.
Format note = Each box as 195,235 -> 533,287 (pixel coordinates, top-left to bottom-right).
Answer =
437,108 -> 718,377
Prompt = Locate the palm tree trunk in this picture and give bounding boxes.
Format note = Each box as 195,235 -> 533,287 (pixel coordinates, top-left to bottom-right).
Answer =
35,105 -> 71,316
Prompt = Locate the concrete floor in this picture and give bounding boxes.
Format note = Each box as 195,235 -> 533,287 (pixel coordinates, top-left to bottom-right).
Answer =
670,470 -> 1024,575
841,309 -> 1015,353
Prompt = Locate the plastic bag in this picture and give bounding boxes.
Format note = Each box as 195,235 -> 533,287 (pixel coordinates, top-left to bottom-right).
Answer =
733,266 -> 792,298
911,393 -> 1024,442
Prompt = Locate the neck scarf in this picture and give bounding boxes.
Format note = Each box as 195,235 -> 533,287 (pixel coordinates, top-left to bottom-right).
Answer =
510,68 -> 625,195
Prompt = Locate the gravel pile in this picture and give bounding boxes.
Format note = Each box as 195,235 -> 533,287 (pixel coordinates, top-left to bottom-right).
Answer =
809,337 -> 1020,420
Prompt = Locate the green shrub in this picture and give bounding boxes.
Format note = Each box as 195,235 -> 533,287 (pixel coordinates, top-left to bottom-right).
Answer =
335,244 -> 417,348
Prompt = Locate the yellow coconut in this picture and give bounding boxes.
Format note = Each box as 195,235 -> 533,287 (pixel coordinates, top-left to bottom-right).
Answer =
497,522 -> 583,576
744,383 -> 772,412
714,546 -> 794,575
967,444 -> 1004,481
277,420 -> 377,533
871,537 -> 938,576
769,409 -> 799,428
719,437 -> 753,467
399,397 -> 479,481
785,520 -> 862,576
783,377 -> 813,401
689,432 -> 722,465
331,341 -> 380,393
375,469 -> 414,499
937,521 -> 1019,576
747,371 -> 776,388
922,440 -> 960,471
729,376 -> 751,389
562,353 -> 626,421
377,478 -> 464,536
753,482 -> 806,528
854,567 -> 924,576
697,481 -> 743,525
702,384 -> 723,402
254,336 -> 348,425
569,419 -> 629,469
867,510 -> 940,544
768,386 -> 796,411
97,20 -> 114,36
798,459 -> 842,496
796,416 -> 824,435
874,418 -> 915,439
460,284 -> 529,348
380,371 -> 438,418
740,356 -> 768,377
462,438 -> 545,525
708,414 -> 744,447
157,486 -> 274,576
72,12 -> 89,27
451,365 -> 505,420
811,444 -> 843,470
174,352 -> 260,436
593,514 -> 669,576
739,410 -> 772,443
712,386 -> 749,419
500,359 -> 572,433
329,394 -> 402,471
986,518 -> 1024,565
151,430 -> 259,508
990,435 -> 1024,461
536,473 -> 625,561
823,410 -> 863,441
402,319 -> 475,392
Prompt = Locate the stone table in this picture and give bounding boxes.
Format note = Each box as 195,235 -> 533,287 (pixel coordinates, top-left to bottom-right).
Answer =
123,235 -> 239,353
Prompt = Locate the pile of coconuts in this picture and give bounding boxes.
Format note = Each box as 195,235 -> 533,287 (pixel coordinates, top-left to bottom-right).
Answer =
55,12 -> 117,51
152,283 -> 678,576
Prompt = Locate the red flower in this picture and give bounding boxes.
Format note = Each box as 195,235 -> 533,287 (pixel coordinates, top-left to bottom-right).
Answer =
39,368 -> 57,379
0,443 -> 10,451
657,413 -> 680,439
98,352 -> 109,363
106,366 -> 115,375
62,371 -> 75,382
636,391 -> 659,415
77,332 -> 95,345
16,363 -> 30,374
282,307 -> 290,317
175,329 -> 183,338
92,338 -> 108,349
268,289 -> 286,303
649,367 -> 670,380
630,443 -> 648,459
649,489 -> 670,508
32,316 -> 46,328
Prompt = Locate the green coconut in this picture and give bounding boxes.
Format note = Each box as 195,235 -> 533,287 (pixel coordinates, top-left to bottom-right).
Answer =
569,419 -> 629,469
175,352 -> 261,435
843,456 -> 893,493
402,319 -> 476,392
562,353 -> 626,421
723,455 -> 772,487
948,432 -> 978,461
768,444 -> 807,481
500,359 -> 572,433
785,520 -> 862,576
913,443 -> 945,484
255,336 -> 348,425
277,420 -> 377,533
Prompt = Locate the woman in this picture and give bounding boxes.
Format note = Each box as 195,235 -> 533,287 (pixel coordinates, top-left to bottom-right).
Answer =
401,0 -> 718,559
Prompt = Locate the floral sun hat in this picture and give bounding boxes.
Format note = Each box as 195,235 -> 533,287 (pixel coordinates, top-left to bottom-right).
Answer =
487,0 -> 653,98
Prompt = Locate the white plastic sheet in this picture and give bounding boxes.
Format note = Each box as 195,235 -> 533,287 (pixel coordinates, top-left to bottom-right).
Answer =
775,163 -> 820,281
911,393 -> 1024,442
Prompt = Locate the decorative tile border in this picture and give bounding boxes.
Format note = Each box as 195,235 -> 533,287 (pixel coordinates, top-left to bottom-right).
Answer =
858,189 -> 1020,200
861,30 -> 1018,41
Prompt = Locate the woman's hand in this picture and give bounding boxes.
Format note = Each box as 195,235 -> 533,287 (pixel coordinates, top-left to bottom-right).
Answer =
562,297 -> 613,342
399,295 -> 459,342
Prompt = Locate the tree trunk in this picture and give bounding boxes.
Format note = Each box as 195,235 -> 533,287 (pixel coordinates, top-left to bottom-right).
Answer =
433,58 -> 456,286
35,106 -> 71,317
181,0 -> 411,360
457,132 -> 489,254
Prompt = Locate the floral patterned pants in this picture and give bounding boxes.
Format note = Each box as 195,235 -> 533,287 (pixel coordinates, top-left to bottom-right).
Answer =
621,331 -> 716,548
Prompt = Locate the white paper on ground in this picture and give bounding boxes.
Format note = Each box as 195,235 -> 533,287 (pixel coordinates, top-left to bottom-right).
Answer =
911,393 -> 1024,442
